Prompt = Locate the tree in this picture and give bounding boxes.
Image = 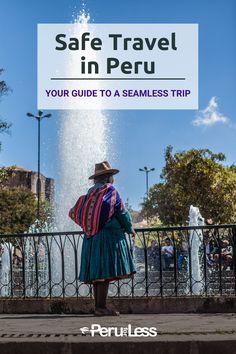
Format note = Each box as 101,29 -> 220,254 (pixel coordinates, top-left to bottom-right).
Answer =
142,146 -> 236,225
0,70 -> 54,234
0,69 -> 13,185
0,69 -> 9,97
0,186 -> 54,234
0,68 -> 12,151
0,187 -> 37,234
0,166 -> 14,187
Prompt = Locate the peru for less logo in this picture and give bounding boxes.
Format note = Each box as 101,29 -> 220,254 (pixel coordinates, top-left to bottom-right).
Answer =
80,324 -> 158,337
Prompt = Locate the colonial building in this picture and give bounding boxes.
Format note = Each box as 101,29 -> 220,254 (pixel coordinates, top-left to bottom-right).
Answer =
4,166 -> 54,204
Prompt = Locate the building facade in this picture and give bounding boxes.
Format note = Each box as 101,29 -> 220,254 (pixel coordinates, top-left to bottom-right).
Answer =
4,166 -> 54,204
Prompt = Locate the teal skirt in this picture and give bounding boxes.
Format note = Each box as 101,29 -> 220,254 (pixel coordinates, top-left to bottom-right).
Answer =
79,228 -> 136,283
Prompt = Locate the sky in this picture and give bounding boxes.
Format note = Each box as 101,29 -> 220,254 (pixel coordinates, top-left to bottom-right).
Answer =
0,0 -> 236,210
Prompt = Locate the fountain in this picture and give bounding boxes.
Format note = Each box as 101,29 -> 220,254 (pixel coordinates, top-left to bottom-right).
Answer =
52,11 -> 110,296
0,242 -> 13,296
188,205 -> 204,295
56,11 -> 109,232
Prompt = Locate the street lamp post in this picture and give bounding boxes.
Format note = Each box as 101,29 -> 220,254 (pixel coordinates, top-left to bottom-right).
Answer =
139,166 -> 155,198
26,110 -> 51,220
139,166 -> 155,224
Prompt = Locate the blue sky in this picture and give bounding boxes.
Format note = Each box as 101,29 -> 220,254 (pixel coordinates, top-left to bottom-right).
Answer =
0,0 -> 236,209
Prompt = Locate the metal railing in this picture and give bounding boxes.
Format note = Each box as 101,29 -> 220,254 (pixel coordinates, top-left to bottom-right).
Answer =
0,224 -> 236,298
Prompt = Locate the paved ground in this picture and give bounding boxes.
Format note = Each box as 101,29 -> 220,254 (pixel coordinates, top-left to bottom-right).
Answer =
0,313 -> 236,335
0,313 -> 236,353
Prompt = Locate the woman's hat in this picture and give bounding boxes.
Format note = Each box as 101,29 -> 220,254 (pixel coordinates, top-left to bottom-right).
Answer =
89,161 -> 119,180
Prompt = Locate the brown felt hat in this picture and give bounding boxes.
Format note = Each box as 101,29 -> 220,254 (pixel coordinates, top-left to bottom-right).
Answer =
88,161 -> 119,180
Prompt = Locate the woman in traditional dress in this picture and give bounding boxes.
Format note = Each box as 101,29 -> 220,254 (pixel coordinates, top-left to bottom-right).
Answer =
69,161 -> 136,316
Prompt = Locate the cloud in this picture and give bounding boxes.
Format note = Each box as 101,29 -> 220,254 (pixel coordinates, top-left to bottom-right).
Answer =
193,97 -> 229,127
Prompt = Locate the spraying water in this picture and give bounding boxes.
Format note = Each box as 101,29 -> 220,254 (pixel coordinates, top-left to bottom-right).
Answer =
55,11 -> 109,231
48,11 -> 110,295
0,243 -> 13,296
188,205 -> 204,295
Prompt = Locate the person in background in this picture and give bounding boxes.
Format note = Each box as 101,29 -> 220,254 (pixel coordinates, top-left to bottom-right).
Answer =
161,237 -> 174,270
148,240 -> 160,271
177,240 -> 188,271
204,232 -> 215,267
213,239 -> 233,270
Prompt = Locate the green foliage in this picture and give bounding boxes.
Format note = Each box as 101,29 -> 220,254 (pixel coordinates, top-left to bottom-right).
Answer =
142,146 -> 236,225
0,186 -> 54,234
0,120 -> 11,132
35,198 -> 55,232
0,187 -> 37,234
0,166 -> 15,187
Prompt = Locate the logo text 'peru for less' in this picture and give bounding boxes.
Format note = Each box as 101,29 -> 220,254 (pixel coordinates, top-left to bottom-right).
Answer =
79,324 -> 158,337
